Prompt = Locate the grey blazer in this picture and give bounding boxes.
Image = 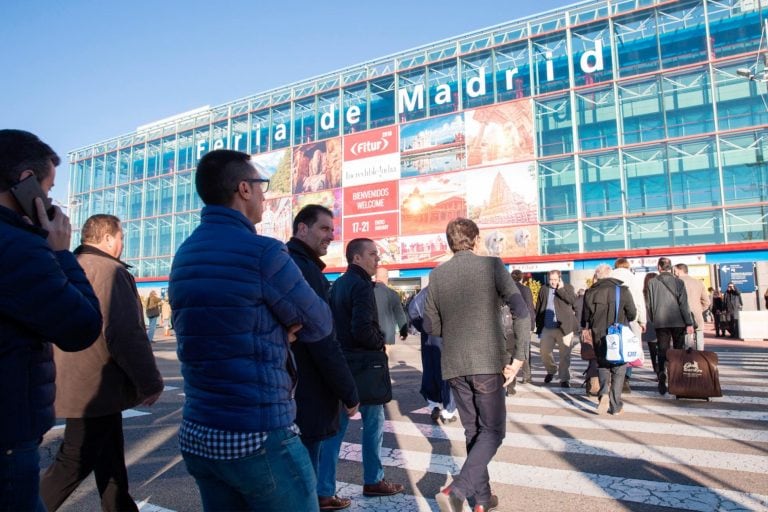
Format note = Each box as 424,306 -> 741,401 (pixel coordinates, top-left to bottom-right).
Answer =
424,251 -> 523,380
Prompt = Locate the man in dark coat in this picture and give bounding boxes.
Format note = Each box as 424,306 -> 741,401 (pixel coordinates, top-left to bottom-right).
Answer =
582,264 -> 637,416
324,238 -> 404,500
0,129 -> 102,512
645,257 -> 694,395
725,282 -> 743,338
534,270 -> 579,387
287,205 -> 359,511
41,214 -> 164,511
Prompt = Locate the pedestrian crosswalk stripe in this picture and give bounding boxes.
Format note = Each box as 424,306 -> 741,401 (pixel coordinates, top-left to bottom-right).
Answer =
337,441 -> 768,511
503,397 -> 768,421
381,419 -> 768,473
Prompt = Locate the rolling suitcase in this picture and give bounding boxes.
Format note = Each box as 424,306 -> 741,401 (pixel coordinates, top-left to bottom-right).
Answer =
666,347 -> 722,400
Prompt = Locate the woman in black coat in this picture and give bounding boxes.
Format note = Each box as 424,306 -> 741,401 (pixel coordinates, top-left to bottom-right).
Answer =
724,282 -> 743,338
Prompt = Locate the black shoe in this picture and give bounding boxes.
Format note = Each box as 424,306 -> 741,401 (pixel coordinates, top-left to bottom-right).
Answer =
544,373 -> 554,383
560,381 -> 570,388
658,374 -> 667,395
430,407 -> 441,423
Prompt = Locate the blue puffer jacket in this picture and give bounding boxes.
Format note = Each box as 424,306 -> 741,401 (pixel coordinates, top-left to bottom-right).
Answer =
169,206 -> 332,433
0,205 -> 102,446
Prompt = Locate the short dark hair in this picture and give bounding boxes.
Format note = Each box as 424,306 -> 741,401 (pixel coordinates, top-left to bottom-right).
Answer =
445,218 -> 479,252
511,269 -> 523,282
0,129 -> 60,192
657,257 -> 672,272
195,150 -> 257,206
346,238 -> 373,263
81,214 -> 121,245
674,263 -> 689,274
292,204 -> 333,235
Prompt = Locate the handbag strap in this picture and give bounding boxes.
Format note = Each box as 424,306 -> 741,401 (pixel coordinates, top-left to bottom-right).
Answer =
614,285 -> 620,324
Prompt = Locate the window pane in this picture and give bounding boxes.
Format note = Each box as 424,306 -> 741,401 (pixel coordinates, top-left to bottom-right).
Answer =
580,151 -> 622,217
536,95 -> 572,157
570,22 -> 613,86
707,0 -> 764,59
318,91 -> 340,139
495,42 -> 530,102
428,60 -> 458,116
725,206 -> 768,243
667,138 -> 720,209
250,110 -> 270,154
532,33 -> 570,94
576,86 -> 617,151
370,76 -> 395,128
614,10 -> 659,78
627,211 -> 724,249
462,51 -> 494,109
398,67 -> 427,122
662,67 -> 714,138
271,104 -> 291,149
719,131 -> 768,205
343,84 -> 367,134
538,157 -> 576,221
541,222 -> 579,254
714,60 -> 768,131
619,78 -> 665,144
583,219 -> 625,252
623,145 -> 669,212
657,1 -> 707,69
294,97 -> 316,144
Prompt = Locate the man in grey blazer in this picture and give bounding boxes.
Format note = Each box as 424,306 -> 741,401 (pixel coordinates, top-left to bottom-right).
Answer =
425,218 -> 527,512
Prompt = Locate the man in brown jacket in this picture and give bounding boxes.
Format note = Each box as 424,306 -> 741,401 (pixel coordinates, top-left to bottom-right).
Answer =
40,214 -> 164,511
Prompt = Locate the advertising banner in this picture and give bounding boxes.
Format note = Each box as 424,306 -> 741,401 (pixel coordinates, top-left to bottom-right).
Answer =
342,126 -> 400,187
343,180 -> 399,216
292,139 -> 342,194
343,211 -> 399,240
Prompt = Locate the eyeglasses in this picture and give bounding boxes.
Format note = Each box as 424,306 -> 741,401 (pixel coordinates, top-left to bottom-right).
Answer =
240,178 -> 269,193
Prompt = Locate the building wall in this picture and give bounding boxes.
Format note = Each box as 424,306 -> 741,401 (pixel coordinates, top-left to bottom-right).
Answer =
68,0 -> 768,280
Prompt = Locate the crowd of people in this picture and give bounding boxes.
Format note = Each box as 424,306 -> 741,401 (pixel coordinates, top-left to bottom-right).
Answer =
0,133 -> 749,512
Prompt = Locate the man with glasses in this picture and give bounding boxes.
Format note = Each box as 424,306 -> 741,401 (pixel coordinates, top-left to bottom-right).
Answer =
169,149 -> 332,511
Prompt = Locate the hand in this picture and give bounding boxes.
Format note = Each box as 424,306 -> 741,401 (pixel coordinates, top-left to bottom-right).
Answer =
640,323 -> 646,333
38,202 -> 71,251
502,364 -> 515,387
140,390 -> 162,406
346,403 -> 359,417
686,325 -> 694,334
287,323 -> 302,343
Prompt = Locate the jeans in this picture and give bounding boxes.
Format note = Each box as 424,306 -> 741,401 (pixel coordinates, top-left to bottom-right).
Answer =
598,364 -> 627,414
146,315 -> 158,342
40,414 -> 136,512
183,427 -> 319,512
448,374 -> 506,509
539,328 -> 573,382
302,438 -> 321,478
0,439 -> 46,512
316,411 -> 346,497
316,404 -> 386,495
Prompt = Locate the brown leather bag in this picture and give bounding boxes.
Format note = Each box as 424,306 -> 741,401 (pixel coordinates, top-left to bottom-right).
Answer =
580,329 -> 596,361
666,348 -> 723,399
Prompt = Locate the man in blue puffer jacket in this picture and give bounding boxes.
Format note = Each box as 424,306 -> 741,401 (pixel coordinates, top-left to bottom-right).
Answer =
169,149 -> 332,512
0,129 -> 102,512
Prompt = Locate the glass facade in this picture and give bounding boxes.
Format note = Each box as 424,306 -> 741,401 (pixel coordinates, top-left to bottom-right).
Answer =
68,0 -> 768,278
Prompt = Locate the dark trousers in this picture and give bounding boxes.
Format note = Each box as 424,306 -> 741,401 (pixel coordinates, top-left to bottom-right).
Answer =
647,341 -> 660,374
655,327 -> 685,381
448,374 -> 506,509
40,413 -> 137,512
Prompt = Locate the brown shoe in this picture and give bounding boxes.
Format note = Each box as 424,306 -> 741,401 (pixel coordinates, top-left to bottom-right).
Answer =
319,495 -> 351,510
362,479 -> 404,497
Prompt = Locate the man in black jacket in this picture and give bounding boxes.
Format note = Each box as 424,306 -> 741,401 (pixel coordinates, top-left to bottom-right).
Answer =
287,205 -> 360,511
535,270 -> 578,387
325,238 -> 404,500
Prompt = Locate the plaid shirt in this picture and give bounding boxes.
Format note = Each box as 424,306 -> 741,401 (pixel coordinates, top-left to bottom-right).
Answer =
178,419 -> 300,460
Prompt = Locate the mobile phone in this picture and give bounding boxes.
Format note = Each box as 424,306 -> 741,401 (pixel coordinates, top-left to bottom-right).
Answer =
10,175 -> 55,226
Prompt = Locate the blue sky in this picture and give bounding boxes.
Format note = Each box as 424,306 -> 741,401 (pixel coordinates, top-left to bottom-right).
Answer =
1,0 -> 578,205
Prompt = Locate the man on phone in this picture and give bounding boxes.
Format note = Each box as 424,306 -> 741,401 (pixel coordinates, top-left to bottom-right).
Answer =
0,129 -> 103,512
40,214 -> 164,511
